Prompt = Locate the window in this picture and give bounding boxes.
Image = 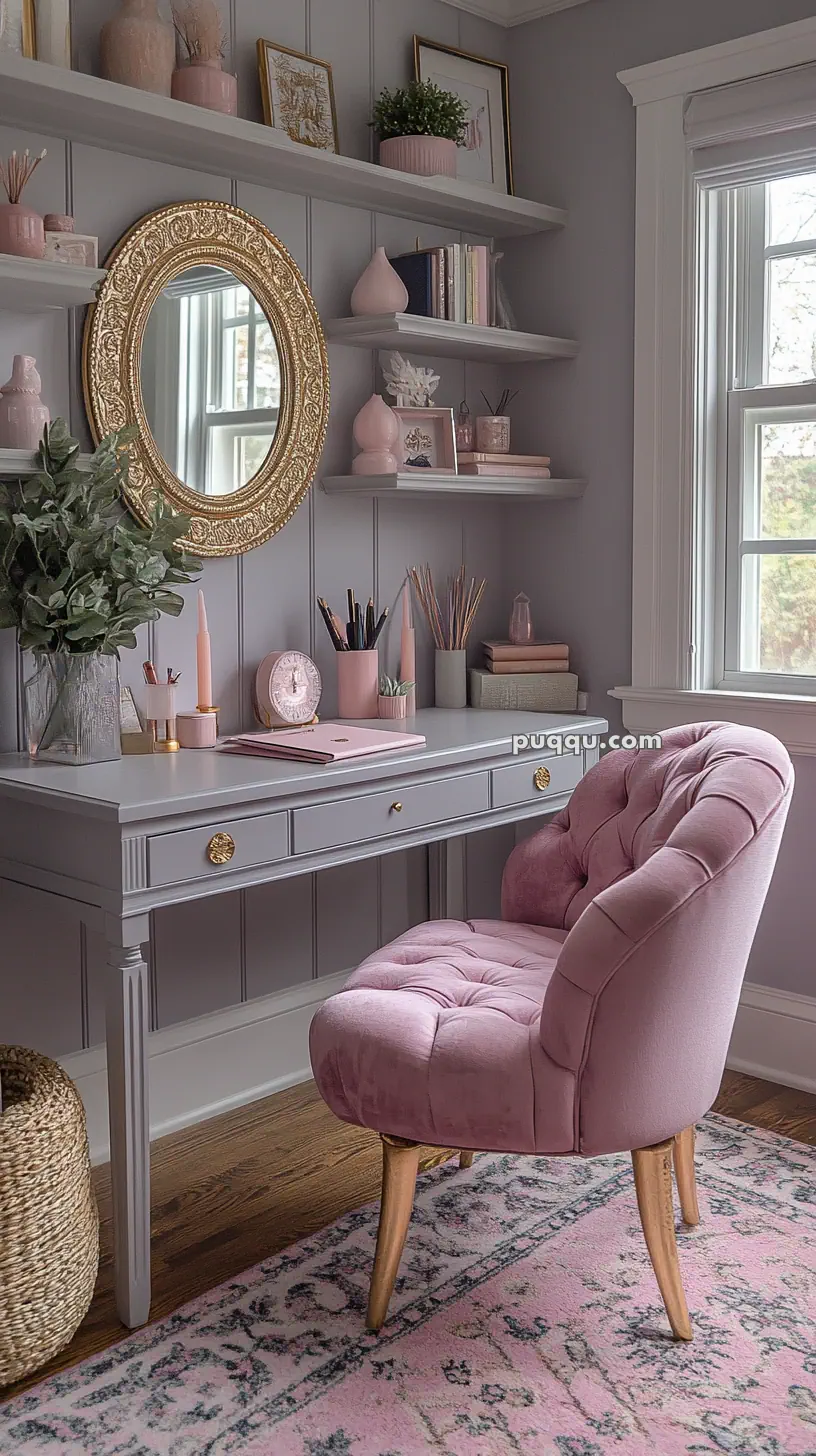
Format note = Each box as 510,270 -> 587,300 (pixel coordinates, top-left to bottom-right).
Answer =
713,172 -> 816,693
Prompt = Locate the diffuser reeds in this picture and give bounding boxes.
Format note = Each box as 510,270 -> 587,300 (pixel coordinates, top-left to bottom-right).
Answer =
0,149 -> 47,205
409,563 -> 486,650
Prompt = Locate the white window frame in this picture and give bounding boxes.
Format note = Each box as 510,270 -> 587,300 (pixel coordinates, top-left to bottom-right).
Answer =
612,16 -> 816,756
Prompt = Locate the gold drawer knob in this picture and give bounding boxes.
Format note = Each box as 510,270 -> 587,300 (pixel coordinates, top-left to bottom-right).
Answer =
533,766 -> 551,792
391,801 -> 403,813
207,832 -> 236,865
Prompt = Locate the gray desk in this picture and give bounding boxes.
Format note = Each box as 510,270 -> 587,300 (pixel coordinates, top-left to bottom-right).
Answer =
0,709 -> 606,1328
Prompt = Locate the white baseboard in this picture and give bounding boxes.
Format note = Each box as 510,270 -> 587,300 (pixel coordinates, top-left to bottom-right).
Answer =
63,973 -> 815,1165
727,981 -> 816,1095
61,970 -> 349,1165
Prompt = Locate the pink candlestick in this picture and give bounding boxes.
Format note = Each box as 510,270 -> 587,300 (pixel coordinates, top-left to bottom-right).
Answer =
196,589 -> 213,711
400,581 -> 416,716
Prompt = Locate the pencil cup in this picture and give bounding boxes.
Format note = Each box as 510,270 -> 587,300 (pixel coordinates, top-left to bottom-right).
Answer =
337,649 -> 379,719
146,683 -> 179,752
435,649 -> 467,709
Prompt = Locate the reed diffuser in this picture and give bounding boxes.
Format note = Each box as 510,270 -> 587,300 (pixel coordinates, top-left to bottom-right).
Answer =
409,563 -> 486,709
0,149 -> 47,259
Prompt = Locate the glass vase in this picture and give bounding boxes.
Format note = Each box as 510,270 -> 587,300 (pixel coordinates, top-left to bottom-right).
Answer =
24,653 -> 122,765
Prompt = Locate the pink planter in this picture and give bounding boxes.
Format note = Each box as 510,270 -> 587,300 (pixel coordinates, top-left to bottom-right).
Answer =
337,650 -> 379,719
379,135 -> 457,178
0,356 -> 49,451
0,204 -> 45,259
171,61 -> 238,116
378,695 -> 408,720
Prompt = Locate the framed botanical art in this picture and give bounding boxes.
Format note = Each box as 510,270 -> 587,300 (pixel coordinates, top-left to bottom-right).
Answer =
394,407 -> 457,474
0,0 -> 36,58
414,36 -> 512,195
257,39 -> 339,153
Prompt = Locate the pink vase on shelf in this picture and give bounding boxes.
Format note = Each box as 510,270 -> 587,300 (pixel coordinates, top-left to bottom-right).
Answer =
379,135 -> 457,178
350,247 -> 409,317
171,59 -> 238,116
0,203 -> 45,259
351,393 -> 399,476
100,0 -> 175,97
0,356 -> 50,450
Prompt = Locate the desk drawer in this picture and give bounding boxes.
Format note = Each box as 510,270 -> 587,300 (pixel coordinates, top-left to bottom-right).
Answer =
492,752 -> 584,810
148,811 -> 289,887
293,771 -> 489,855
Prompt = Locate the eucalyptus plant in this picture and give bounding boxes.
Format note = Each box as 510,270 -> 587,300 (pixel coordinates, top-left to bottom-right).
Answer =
371,80 -> 468,144
0,419 -> 201,656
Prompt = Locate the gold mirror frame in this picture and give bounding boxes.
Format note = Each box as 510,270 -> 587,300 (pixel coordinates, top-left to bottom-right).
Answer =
82,201 -> 330,557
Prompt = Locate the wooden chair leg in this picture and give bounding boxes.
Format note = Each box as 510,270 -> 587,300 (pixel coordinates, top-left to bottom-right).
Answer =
459,1150 -> 475,1169
366,1135 -> 420,1332
632,1141 -> 693,1341
672,1126 -> 700,1226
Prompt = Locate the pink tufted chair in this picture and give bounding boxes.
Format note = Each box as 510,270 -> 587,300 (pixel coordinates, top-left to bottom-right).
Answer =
310,723 -> 794,1340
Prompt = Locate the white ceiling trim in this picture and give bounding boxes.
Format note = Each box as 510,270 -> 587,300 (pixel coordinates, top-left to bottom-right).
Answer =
439,0 -> 591,28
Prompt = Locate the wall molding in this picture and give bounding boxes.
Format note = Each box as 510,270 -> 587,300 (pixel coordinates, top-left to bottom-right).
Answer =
63,969 -> 814,1166
440,0 -> 591,26
727,982 -> 816,1095
62,969 -> 350,1165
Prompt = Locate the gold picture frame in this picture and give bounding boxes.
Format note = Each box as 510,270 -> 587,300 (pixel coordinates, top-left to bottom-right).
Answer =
83,201 -> 330,559
414,35 -> 513,195
256,39 -> 339,153
0,0 -> 37,58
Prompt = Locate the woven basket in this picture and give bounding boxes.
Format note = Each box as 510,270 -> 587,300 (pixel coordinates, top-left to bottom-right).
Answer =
0,1047 -> 99,1385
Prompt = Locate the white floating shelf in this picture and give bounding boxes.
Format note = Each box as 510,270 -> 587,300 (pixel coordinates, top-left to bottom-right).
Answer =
323,473 -> 586,499
0,57 -> 566,240
0,447 -> 92,475
325,314 -> 579,364
0,255 -> 105,312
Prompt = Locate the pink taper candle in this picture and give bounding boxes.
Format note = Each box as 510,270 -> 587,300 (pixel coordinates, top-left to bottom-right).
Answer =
400,579 -> 416,716
196,589 -> 213,711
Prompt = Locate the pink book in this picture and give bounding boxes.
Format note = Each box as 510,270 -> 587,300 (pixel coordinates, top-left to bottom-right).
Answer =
222,723 -> 426,764
485,641 -> 569,661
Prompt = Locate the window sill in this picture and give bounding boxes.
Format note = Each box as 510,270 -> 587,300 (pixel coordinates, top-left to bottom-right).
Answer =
610,685 -> 816,756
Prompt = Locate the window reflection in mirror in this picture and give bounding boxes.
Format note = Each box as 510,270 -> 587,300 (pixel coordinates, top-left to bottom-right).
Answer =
141,265 -> 281,496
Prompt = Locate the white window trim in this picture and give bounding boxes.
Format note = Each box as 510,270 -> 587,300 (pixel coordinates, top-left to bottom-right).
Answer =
614,16 -> 816,755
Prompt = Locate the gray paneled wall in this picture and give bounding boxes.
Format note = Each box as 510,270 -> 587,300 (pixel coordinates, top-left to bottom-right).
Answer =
0,0 -> 515,1058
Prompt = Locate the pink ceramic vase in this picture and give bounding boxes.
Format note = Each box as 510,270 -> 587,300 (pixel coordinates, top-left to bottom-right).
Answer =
0,356 -> 50,450
352,393 -> 399,476
379,135 -> 457,178
350,247 -> 409,317
100,0 -> 175,97
0,203 -> 45,259
171,59 -> 238,116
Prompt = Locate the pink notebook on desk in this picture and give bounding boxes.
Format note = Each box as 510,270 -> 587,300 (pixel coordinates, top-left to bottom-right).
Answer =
222,723 -> 426,764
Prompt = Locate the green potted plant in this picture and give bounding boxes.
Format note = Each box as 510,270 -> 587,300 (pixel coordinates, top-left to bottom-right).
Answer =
378,674 -> 415,720
371,79 -> 468,179
0,419 -> 200,764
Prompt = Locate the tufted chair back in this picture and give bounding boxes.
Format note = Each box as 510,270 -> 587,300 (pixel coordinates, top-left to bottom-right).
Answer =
502,723 -> 794,1154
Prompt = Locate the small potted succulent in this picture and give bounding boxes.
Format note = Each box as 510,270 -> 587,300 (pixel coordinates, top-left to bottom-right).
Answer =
378,675 -> 414,720
371,80 -> 468,179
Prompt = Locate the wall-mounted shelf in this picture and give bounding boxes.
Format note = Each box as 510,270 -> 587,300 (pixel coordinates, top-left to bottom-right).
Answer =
0,447 -> 92,474
323,473 -> 586,499
0,255 -> 105,312
325,314 -> 579,364
0,56 -> 565,240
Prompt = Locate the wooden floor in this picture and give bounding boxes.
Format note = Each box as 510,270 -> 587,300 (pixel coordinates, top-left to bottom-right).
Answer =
3,1069 -> 815,1400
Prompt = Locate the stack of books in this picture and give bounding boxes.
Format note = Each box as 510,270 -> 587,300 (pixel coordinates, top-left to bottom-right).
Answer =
458,452 -> 551,479
470,641 -> 579,712
390,244 -> 491,326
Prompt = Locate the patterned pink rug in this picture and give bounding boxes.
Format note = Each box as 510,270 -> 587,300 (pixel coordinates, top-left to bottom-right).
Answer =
1,1113 -> 814,1455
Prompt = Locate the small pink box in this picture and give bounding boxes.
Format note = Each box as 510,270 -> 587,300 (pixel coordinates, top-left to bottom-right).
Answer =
177,711 -> 218,749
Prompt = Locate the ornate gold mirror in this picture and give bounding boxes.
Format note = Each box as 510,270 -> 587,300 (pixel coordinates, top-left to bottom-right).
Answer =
83,201 -> 329,556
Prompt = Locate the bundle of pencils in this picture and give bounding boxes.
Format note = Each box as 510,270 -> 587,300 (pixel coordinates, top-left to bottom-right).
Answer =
316,591 -> 388,651
408,564 -> 486,650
